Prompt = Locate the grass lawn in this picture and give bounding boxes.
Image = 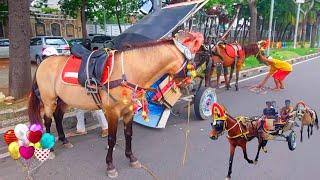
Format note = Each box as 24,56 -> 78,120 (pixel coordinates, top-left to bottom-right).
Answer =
243,48 -> 319,69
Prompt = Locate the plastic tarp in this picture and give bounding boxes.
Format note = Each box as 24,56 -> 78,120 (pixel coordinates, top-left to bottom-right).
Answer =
111,3 -> 198,49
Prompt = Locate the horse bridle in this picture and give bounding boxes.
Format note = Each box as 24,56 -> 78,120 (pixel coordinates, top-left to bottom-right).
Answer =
211,114 -> 249,139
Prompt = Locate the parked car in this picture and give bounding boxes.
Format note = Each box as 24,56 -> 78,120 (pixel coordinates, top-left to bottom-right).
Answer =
90,35 -> 112,50
30,36 -> 70,64
67,38 -> 83,47
88,33 -> 105,40
0,39 -> 9,59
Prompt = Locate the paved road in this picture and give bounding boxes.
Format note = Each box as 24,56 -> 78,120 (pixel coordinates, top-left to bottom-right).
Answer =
0,57 -> 319,180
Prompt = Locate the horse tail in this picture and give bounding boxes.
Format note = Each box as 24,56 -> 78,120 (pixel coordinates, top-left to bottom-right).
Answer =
315,111 -> 319,130
28,78 -> 42,125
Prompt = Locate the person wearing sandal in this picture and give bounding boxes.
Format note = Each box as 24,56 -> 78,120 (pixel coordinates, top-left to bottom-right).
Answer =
256,55 -> 292,91
74,109 -> 109,138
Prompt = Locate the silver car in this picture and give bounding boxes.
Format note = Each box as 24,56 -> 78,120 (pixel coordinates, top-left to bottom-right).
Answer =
30,36 -> 70,64
0,39 -> 9,59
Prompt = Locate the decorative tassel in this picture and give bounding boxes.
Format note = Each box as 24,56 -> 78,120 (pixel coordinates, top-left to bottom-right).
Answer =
122,89 -> 129,104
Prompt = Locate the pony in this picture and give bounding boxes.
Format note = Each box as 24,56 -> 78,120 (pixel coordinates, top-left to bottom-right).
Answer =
209,103 -> 267,180
205,40 -> 269,90
28,31 -> 204,178
294,101 -> 319,142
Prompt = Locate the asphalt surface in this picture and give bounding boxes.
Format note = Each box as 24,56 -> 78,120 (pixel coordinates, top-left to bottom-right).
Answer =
0,57 -> 319,180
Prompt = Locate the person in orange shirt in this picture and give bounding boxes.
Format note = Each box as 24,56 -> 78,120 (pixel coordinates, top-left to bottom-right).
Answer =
256,55 -> 292,90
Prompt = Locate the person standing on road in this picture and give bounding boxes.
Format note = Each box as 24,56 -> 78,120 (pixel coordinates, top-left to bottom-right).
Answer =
73,109 -> 109,138
256,55 -> 293,91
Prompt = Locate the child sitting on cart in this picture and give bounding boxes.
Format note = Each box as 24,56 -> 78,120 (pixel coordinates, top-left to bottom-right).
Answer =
280,100 -> 294,122
263,101 -> 277,119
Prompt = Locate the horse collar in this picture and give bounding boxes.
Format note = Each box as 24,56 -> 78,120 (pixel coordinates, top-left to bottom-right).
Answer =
173,39 -> 192,60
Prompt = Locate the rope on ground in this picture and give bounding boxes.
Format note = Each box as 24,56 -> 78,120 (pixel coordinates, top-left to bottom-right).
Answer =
114,139 -> 160,180
141,164 -> 160,180
182,100 -> 191,166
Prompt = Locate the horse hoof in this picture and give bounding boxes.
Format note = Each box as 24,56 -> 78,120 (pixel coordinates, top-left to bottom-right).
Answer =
48,152 -> 56,160
225,176 -> 231,180
130,160 -> 142,169
262,147 -> 268,153
63,142 -> 74,149
107,169 -> 118,178
248,160 -> 254,164
253,160 -> 258,165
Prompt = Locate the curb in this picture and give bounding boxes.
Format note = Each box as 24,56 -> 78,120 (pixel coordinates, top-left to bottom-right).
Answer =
0,52 -> 320,130
211,52 -> 320,83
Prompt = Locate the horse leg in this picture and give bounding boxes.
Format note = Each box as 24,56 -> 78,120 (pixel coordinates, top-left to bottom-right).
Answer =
235,65 -> 240,91
240,142 -> 253,164
53,99 -> 73,148
205,59 -> 213,87
106,112 -> 119,178
300,126 -> 303,142
226,144 -> 236,180
216,65 -> 222,88
224,66 -> 231,90
254,139 -> 267,164
307,125 -> 310,139
123,115 -> 141,168
229,63 -> 235,85
311,124 -> 313,135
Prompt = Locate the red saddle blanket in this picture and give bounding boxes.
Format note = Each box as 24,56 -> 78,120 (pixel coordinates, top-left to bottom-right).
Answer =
225,43 -> 245,59
61,53 -> 114,85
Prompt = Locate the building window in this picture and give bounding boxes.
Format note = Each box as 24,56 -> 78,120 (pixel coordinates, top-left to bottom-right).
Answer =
51,23 -> 61,36
66,24 -> 74,37
35,22 -> 46,36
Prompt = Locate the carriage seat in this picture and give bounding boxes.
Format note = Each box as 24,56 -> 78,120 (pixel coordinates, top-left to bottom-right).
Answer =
71,44 -> 109,87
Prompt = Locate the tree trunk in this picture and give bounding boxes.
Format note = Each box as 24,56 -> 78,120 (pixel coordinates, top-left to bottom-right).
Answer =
311,14 -> 320,48
248,0 -> 257,43
116,0 -> 122,33
259,16 -> 265,40
241,19 -> 247,45
8,0 -> 32,99
280,23 -> 290,41
81,0 -> 88,40
301,15 -> 307,47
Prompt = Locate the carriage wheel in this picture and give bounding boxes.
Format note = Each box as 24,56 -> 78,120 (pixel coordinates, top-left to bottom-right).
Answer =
194,87 -> 217,120
286,131 -> 297,151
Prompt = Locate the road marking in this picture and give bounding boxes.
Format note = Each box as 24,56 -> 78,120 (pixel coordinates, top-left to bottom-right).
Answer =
219,56 -> 319,88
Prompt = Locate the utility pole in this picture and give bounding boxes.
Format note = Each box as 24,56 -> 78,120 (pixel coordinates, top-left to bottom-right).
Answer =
267,0 -> 274,56
294,0 -> 304,48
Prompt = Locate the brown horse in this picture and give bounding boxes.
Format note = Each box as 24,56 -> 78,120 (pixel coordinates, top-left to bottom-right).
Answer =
209,103 -> 267,180
28,31 -> 203,178
205,40 -> 269,90
294,101 -> 319,142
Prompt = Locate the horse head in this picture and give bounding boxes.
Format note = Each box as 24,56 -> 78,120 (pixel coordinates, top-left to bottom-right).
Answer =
174,30 -> 204,54
294,101 -> 307,119
209,103 -> 227,140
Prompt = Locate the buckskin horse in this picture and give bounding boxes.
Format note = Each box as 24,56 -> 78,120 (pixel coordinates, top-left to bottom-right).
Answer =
205,40 -> 269,90
209,103 -> 268,180
294,101 -> 319,142
28,31 -> 203,177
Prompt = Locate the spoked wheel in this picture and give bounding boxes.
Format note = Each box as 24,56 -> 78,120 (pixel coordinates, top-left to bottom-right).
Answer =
286,131 -> 297,151
194,87 -> 217,120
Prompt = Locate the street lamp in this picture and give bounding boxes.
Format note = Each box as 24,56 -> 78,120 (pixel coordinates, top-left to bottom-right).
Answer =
266,0 -> 274,56
294,0 -> 305,49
